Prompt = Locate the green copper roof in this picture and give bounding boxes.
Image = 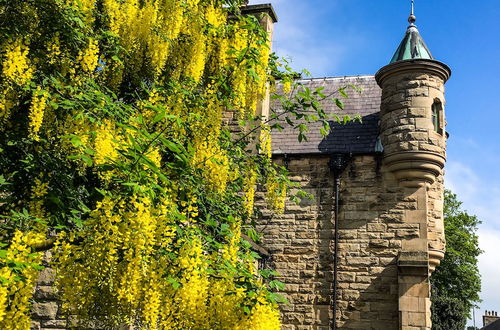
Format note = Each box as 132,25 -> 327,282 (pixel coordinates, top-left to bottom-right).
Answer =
389,7 -> 433,63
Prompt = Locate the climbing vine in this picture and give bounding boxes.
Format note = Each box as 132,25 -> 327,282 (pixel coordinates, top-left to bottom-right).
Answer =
0,0 -> 352,328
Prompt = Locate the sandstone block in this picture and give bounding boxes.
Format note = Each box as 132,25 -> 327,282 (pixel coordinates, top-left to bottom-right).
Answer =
343,290 -> 361,300
367,223 -> 387,232
31,302 -> 58,319
34,286 -> 57,300
338,272 -> 355,282
408,311 -> 426,326
41,320 -> 67,327
347,257 -> 378,267
37,268 -> 55,285
406,87 -> 429,97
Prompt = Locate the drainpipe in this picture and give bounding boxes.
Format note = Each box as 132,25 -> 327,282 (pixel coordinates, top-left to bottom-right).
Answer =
329,153 -> 351,330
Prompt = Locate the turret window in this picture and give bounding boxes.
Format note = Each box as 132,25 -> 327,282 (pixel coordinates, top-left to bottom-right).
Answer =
432,101 -> 443,135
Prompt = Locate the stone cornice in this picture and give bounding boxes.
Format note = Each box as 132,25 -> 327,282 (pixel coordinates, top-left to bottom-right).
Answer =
240,4 -> 278,23
375,59 -> 452,86
384,151 -> 446,187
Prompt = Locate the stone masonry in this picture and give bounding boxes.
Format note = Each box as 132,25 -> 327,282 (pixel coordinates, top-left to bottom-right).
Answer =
30,252 -> 68,330
256,151 -> 446,329
257,20 -> 451,328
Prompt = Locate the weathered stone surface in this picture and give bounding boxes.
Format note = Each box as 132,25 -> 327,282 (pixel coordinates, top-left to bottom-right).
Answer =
36,268 -> 56,286
34,286 -> 57,300
41,320 -> 67,328
31,302 -> 58,320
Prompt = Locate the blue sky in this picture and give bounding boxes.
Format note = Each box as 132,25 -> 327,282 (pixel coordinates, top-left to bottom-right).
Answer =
249,0 -> 500,327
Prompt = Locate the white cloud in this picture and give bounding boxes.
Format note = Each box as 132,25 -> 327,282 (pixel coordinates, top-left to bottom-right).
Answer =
249,0 -> 359,76
446,160 -> 500,230
446,160 -> 500,326
470,228 -> 500,327
445,161 -> 480,202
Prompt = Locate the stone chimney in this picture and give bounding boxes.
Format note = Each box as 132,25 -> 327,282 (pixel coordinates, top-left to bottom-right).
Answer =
483,310 -> 500,327
240,3 -> 277,121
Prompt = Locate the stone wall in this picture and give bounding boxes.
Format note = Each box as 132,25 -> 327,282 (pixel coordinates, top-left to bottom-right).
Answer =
256,153 -> 444,330
31,252 -> 68,330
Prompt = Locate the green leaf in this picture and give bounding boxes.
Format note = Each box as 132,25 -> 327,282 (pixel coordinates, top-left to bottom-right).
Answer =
338,87 -> 348,98
334,98 -> 344,110
167,276 -> 181,289
111,55 -> 123,64
268,279 -> 285,291
0,175 -> 9,186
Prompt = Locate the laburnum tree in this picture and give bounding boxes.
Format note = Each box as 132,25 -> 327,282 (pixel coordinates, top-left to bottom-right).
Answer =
431,190 -> 482,330
0,0 -> 350,329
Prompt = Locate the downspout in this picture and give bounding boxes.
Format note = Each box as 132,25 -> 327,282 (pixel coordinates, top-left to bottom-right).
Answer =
329,153 -> 351,330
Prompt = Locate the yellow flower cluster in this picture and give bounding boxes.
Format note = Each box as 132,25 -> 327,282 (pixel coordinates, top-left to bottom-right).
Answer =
0,0 -> 285,328
259,124 -> 273,159
244,169 -> 257,216
28,88 -> 49,141
2,39 -> 33,85
227,21 -> 271,116
236,303 -> 282,330
187,31 -> 207,82
266,176 -> 287,213
29,176 -> 49,220
46,35 -> 62,65
77,39 -> 99,73
193,140 -> 230,193
54,191 -> 281,329
94,120 -> 120,166
0,91 -> 15,126
0,231 -> 46,329
282,80 -> 292,94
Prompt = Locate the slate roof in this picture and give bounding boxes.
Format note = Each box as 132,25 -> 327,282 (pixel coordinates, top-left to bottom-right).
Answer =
271,75 -> 381,155
483,319 -> 500,330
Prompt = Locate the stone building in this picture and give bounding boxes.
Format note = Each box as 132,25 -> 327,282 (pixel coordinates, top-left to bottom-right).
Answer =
482,311 -> 500,329
30,3 -> 451,330
252,2 -> 451,330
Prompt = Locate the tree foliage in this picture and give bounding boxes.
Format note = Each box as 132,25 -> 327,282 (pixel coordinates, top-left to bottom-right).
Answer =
0,0 -> 351,328
431,189 -> 482,330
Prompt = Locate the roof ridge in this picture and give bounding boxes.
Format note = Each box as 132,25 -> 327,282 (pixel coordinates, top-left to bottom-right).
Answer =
296,75 -> 375,82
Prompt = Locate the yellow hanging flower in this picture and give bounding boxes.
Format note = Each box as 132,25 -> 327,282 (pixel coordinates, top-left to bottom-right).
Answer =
77,39 -> 99,73
259,124 -> 272,159
28,87 -> 49,141
29,175 -> 49,220
2,39 -> 34,85
283,80 -> 292,94
47,35 -> 62,65
0,230 -> 46,328
94,120 -> 120,165
205,5 -> 226,27
187,31 -> 207,82
0,91 -> 15,126
244,169 -> 257,216
266,176 -> 287,213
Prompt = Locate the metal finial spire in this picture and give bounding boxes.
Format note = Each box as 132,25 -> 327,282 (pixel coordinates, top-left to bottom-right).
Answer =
408,0 -> 416,25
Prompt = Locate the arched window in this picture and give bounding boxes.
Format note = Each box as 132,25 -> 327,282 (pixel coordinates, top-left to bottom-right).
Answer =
432,100 -> 443,134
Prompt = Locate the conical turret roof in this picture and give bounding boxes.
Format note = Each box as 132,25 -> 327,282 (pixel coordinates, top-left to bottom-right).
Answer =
389,4 -> 433,63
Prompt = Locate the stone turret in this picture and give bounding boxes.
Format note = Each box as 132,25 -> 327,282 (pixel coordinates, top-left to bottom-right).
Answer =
375,18 -> 451,187
375,6 -> 451,330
